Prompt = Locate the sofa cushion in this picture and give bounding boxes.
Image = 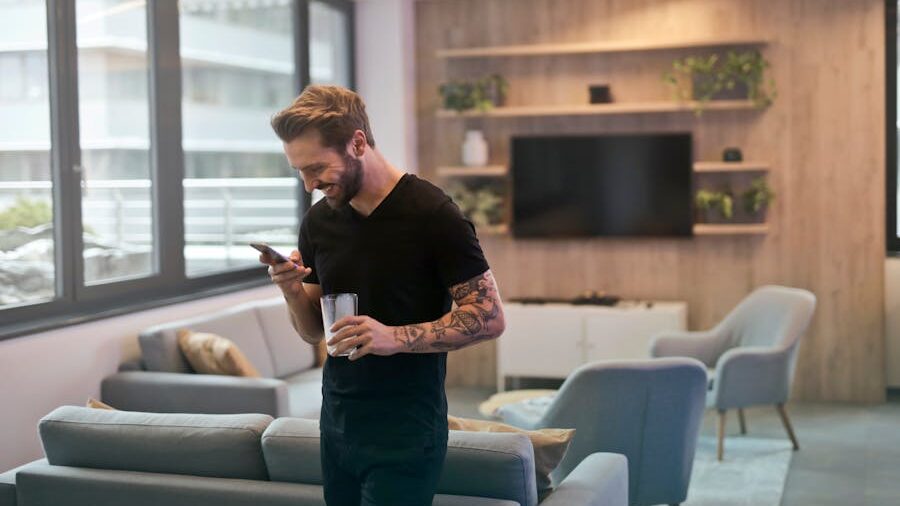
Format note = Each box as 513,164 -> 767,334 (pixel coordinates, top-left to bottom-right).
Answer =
176,330 -> 261,377
0,458 -> 48,506
38,406 -> 272,480
254,298 -> 316,377
439,431 -> 538,506
262,419 -> 537,506
139,305 -> 276,378
284,367 -> 324,419
262,418 -> 322,484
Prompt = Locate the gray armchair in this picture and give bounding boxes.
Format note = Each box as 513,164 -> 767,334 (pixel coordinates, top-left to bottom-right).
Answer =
496,358 -> 707,506
650,285 -> 816,461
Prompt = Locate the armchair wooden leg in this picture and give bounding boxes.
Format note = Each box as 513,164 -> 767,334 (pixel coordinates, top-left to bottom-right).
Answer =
737,408 -> 747,435
717,410 -> 726,461
776,403 -> 800,451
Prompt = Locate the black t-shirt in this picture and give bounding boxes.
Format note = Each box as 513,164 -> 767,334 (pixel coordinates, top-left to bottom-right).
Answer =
299,173 -> 489,446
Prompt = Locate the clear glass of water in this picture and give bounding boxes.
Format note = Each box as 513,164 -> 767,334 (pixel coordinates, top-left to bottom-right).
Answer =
321,293 -> 358,357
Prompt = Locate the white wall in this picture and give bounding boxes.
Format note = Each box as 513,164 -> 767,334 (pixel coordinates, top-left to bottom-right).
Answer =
354,0 -> 417,173
0,283 -> 281,472
885,258 -> 900,388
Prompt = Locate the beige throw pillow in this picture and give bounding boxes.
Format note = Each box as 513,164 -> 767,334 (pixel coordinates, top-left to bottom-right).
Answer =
448,415 -> 575,494
176,329 -> 261,378
86,397 -> 116,410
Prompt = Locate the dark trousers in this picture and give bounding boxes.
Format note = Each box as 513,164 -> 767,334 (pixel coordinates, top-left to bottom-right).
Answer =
321,433 -> 447,506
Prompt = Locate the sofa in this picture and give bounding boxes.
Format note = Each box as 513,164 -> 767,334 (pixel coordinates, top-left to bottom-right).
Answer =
101,296 -> 323,418
0,406 -> 629,506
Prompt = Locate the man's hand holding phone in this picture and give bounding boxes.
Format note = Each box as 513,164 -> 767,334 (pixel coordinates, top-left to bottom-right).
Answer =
251,243 -> 313,299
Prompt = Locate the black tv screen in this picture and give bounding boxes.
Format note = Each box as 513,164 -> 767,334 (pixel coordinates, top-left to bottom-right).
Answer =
511,133 -> 693,238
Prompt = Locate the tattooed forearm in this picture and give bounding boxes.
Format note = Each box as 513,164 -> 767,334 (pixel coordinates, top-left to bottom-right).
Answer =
393,324 -> 429,352
393,270 -> 505,353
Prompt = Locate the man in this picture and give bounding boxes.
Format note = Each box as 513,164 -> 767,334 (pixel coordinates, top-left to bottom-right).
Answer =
260,84 -> 506,506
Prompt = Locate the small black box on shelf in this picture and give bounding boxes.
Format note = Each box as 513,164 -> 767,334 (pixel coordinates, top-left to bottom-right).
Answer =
589,84 -> 612,104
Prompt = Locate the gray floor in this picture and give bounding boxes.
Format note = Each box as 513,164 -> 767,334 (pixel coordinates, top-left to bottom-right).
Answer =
446,387 -> 900,506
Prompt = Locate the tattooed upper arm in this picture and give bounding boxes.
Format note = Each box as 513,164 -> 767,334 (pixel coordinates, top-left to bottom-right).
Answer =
437,270 -> 504,340
450,270 -> 496,306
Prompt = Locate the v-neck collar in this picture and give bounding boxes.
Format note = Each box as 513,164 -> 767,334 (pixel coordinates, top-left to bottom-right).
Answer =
346,173 -> 410,221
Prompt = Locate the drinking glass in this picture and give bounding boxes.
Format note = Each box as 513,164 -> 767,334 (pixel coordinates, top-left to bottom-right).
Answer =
321,293 -> 358,357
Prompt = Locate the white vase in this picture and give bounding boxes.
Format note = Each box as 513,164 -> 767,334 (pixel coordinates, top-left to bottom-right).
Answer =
462,130 -> 489,167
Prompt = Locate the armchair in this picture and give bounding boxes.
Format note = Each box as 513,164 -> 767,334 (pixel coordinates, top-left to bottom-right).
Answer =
496,358 -> 707,506
650,285 -> 816,461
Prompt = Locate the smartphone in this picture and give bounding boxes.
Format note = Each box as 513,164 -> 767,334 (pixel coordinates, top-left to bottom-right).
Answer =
249,242 -> 292,265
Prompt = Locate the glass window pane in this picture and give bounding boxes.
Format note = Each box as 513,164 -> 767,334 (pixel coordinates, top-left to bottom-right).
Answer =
310,1 -> 351,87
0,0 -> 56,309
179,0 -> 298,277
77,0 -> 155,285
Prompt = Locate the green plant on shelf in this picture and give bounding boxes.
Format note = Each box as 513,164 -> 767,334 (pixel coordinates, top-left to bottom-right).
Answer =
742,177 -> 775,214
439,74 -> 508,112
695,189 -> 734,220
446,182 -> 504,227
663,49 -> 776,115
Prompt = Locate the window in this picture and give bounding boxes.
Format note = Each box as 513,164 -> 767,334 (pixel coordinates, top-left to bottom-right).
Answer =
180,0 -> 299,277
0,0 -> 354,338
77,0 -> 155,284
310,0 -> 353,87
0,0 -> 54,310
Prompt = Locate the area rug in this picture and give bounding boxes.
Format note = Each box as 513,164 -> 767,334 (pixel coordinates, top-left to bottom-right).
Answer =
684,435 -> 794,506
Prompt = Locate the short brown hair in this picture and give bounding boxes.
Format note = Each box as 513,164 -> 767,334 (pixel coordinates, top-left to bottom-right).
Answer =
270,85 -> 376,150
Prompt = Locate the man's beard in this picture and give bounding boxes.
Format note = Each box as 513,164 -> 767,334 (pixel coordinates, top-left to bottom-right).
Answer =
325,154 -> 364,209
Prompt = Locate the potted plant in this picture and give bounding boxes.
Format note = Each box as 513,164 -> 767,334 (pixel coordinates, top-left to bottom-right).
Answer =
741,177 -> 775,221
663,49 -> 776,114
439,81 -> 476,112
695,188 -> 734,223
439,74 -> 509,112
446,182 -> 505,227
479,74 -> 509,108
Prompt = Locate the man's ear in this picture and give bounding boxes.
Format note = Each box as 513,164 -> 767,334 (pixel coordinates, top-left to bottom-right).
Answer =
351,130 -> 367,157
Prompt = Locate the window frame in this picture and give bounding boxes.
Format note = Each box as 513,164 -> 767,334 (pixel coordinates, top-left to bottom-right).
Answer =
888,0 -> 899,253
0,0 -> 355,340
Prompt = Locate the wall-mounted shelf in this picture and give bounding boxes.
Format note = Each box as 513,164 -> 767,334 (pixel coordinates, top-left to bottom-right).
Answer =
693,223 -> 769,235
477,224 -> 510,236
437,36 -> 769,59
693,161 -> 770,173
437,165 -> 508,177
437,100 -> 757,118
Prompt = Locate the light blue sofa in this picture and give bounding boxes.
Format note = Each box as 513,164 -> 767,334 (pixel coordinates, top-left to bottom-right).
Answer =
101,297 -> 324,418
0,406 -> 628,506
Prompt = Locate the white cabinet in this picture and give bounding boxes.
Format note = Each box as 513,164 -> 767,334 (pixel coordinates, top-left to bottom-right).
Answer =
497,301 -> 687,391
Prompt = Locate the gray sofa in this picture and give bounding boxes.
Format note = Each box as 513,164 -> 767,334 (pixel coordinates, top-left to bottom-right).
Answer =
0,406 -> 628,506
101,296 -> 323,418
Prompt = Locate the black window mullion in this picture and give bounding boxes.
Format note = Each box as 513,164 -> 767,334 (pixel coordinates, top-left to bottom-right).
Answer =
295,0 -> 312,214
887,0 -> 899,253
148,0 -> 186,282
47,0 -> 82,302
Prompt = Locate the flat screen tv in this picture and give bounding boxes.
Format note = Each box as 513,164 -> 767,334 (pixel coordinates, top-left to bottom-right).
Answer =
511,133 -> 693,238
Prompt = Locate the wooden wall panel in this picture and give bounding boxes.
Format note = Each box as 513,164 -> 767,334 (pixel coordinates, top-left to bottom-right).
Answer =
415,0 -> 886,401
